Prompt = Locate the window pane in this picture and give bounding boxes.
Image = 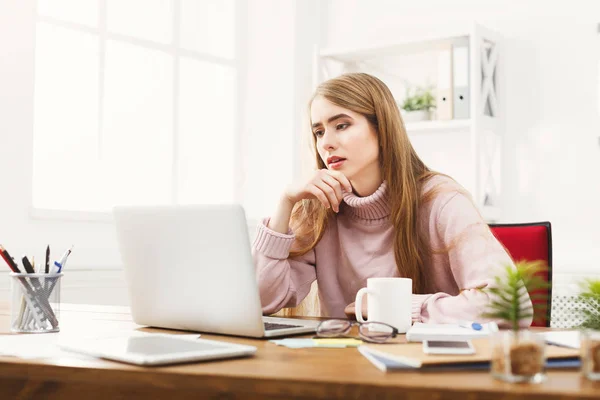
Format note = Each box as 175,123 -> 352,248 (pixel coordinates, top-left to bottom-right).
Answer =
178,58 -> 236,203
180,0 -> 235,59
107,0 -> 172,44
102,40 -> 173,209
32,23 -> 99,211
37,0 -> 99,28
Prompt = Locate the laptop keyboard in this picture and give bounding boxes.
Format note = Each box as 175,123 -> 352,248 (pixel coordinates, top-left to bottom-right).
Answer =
264,322 -> 302,331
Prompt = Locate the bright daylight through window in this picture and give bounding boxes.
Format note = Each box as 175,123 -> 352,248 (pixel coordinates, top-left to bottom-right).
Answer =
32,0 -> 238,213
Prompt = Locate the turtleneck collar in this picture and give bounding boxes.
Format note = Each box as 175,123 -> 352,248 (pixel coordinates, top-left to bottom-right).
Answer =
341,181 -> 390,220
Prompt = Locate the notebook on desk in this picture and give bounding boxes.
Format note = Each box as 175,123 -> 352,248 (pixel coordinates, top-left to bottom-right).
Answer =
359,338 -> 580,371
358,346 -> 581,372
113,204 -> 319,338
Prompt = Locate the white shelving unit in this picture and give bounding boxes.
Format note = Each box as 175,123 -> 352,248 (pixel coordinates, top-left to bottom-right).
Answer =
405,119 -> 471,134
314,24 -> 504,222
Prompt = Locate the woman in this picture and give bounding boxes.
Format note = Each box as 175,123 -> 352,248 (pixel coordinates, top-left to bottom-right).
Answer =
252,72 -> 531,325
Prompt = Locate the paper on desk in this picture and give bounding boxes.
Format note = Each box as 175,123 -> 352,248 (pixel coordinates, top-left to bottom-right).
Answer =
0,333 -> 65,359
313,338 -> 362,347
270,338 -> 362,348
540,330 -> 580,349
0,331 -> 200,360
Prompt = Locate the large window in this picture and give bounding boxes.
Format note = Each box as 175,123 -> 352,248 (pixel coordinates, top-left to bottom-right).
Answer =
32,0 -> 240,214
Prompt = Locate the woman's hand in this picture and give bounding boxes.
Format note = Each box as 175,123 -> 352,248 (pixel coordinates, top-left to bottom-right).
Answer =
284,169 -> 352,213
344,301 -> 368,321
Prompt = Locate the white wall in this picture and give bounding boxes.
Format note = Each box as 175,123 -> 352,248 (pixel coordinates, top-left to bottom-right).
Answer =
321,0 -> 600,275
242,0 -> 321,218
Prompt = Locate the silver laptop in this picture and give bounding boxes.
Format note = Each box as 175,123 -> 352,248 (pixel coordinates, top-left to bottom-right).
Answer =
112,204 -> 319,338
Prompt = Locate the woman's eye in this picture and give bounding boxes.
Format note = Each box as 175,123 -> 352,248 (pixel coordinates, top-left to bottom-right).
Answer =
336,123 -> 349,130
314,130 -> 324,137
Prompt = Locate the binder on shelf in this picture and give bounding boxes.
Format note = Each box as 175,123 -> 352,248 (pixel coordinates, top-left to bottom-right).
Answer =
436,43 -> 453,120
452,37 -> 470,119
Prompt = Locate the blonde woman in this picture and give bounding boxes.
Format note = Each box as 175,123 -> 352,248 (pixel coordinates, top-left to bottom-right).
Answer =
252,73 -> 532,325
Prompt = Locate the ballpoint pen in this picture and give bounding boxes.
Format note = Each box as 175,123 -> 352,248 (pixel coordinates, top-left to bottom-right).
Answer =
43,245 -> 71,291
41,246 -> 74,321
57,246 -> 73,269
45,245 -> 50,274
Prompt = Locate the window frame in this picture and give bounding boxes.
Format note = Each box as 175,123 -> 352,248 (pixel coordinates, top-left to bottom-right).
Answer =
30,0 -> 246,222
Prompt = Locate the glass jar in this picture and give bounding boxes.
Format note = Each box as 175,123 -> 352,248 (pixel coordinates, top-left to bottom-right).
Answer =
490,330 -> 546,383
580,329 -> 600,381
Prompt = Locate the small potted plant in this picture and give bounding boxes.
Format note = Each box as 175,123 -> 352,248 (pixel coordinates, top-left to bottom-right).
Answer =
400,86 -> 435,122
482,260 -> 550,383
577,279 -> 600,380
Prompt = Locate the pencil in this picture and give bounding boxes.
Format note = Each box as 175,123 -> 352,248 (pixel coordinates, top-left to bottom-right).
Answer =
0,245 -> 20,272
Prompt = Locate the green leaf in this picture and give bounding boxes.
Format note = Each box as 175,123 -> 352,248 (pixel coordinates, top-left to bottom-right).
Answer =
401,85 -> 436,111
480,260 -> 550,331
575,279 -> 600,330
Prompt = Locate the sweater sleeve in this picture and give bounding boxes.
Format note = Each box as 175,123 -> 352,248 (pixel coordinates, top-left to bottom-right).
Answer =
412,193 -> 533,328
252,218 -> 317,315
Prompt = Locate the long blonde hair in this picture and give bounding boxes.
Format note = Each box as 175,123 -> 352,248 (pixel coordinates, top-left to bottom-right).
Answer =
283,73 -> 440,316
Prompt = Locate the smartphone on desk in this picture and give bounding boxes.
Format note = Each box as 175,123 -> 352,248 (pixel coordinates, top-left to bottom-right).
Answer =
423,340 -> 475,355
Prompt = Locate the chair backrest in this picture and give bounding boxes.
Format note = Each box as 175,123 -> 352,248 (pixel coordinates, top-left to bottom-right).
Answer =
488,222 -> 553,327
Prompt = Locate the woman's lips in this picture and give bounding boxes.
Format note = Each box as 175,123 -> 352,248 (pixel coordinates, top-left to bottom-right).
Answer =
329,159 -> 346,169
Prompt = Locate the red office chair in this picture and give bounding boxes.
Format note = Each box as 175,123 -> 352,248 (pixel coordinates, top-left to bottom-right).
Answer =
488,222 -> 552,327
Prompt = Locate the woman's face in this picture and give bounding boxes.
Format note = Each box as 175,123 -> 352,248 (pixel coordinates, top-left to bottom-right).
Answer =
310,95 -> 380,184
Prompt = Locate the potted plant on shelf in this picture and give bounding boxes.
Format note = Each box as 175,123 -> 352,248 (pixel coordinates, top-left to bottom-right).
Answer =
577,279 -> 600,380
481,260 -> 550,383
400,86 -> 435,122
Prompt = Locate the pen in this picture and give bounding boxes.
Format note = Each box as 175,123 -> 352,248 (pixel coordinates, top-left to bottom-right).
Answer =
54,261 -> 62,273
43,245 -> 71,291
45,245 -> 50,274
458,320 -> 483,331
21,256 -> 35,274
57,246 -> 73,270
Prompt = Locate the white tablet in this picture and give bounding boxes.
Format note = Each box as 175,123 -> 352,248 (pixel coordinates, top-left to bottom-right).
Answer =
59,334 -> 257,366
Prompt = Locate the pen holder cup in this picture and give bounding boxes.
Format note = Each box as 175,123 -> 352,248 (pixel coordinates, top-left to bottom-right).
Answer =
9,273 -> 63,333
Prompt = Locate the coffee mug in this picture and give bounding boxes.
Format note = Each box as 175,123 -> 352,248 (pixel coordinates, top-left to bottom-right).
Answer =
354,277 -> 412,333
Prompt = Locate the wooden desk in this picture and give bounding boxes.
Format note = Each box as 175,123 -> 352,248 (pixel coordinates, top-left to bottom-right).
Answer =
0,304 -> 598,399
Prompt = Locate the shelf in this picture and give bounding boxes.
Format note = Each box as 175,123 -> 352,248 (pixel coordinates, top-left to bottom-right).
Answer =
405,119 -> 471,134
319,30 -> 470,62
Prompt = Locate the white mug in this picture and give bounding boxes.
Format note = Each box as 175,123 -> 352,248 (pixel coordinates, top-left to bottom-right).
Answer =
354,277 -> 412,333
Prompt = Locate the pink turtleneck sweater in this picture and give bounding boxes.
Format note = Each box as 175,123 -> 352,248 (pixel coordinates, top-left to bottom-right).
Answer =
252,175 -> 532,325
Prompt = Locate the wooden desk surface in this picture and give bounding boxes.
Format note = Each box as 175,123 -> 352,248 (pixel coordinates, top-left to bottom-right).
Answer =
0,304 -> 598,400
